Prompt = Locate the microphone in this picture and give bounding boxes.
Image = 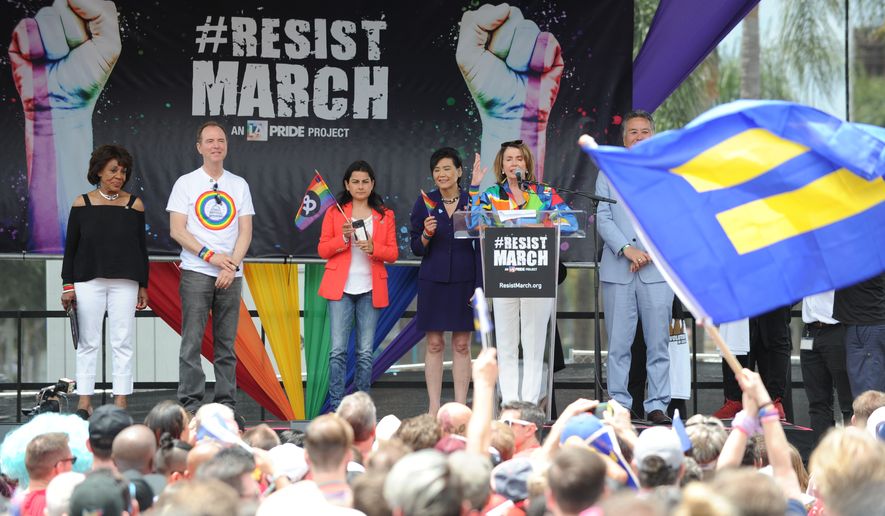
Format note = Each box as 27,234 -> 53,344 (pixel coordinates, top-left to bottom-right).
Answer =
515,168 -> 534,189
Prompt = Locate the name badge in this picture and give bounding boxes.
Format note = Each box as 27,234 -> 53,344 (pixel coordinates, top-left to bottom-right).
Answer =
800,337 -> 814,351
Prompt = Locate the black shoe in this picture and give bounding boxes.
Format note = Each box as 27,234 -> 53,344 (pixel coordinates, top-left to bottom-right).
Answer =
75,408 -> 91,420
647,410 -> 672,425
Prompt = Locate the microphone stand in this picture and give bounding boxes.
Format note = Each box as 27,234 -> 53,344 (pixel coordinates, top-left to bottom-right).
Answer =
520,178 -> 615,400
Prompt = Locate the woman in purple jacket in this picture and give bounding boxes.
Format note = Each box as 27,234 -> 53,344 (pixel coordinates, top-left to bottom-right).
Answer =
410,147 -> 481,415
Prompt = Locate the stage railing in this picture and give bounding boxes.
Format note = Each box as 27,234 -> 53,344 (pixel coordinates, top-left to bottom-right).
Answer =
0,307 -> 805,424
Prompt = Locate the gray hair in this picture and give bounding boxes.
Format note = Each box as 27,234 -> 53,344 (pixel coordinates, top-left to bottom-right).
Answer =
383,450 -> 461,516
447,451 -> 491,511
336,392 -> 377,442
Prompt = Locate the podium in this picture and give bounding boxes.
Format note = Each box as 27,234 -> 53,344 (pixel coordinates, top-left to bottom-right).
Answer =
454,210 -> 586,418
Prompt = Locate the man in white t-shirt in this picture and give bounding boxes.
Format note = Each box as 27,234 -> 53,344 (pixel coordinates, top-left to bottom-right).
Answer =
166,121 -> 254,413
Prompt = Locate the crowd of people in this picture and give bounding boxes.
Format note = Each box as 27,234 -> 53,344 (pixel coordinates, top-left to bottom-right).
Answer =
1,348 -> 884,516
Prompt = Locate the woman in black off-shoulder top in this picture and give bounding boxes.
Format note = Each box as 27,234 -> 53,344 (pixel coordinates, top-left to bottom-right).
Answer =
61,144 -> 149,418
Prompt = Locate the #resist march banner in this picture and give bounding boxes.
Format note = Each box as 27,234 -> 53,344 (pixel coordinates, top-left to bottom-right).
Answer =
0,0 -> 630,259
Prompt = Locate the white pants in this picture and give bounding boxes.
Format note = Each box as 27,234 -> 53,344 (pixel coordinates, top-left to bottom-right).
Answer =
74,278 -> 138,395
493,297 -> 554,404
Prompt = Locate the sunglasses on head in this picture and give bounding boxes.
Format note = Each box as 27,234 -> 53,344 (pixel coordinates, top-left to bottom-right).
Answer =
212,181 -> 221,204
500,140 -> 523,148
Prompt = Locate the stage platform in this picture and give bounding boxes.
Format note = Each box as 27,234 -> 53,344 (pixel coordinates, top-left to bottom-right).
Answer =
1,360 -> 825,458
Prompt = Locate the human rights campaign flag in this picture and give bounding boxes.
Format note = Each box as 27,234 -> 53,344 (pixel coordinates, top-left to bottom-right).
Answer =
581,100 -> 885,324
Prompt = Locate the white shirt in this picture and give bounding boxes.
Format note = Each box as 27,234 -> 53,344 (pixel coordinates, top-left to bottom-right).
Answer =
344,216 -> 373,295
802,290 -> 838,324
166,168 -> 255,277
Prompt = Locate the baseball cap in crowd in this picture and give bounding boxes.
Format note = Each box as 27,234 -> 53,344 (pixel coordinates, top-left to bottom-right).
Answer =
69,472 -> 126,516
559,413 -> 604,443
634,427 -> 684,470
491,457 -> 534,502
866,406 -> 885,441
89,405 -> 134,452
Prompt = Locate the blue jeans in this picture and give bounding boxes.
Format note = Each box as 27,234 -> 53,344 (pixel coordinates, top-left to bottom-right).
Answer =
328,292 -> 380,410
844,323 -> 885,397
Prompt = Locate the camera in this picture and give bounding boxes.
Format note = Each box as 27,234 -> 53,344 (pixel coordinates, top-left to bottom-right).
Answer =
22,378 -> 76,416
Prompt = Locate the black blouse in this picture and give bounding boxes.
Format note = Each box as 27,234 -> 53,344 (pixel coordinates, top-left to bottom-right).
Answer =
61,194 -> 149,288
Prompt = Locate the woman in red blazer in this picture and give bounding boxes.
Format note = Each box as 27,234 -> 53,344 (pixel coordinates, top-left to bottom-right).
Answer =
318,160 -> 398,410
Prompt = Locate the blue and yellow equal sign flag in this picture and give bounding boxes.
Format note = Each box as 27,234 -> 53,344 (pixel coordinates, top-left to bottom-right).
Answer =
581,100 -> 885,324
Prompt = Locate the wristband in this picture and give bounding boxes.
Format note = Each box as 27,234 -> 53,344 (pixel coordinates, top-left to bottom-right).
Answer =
423,230 -> 434,240
62,283 -> 75,293
758,405 -> 779,421
757,401 -> 773,411
731,410 -> 761,436
198,247 -> 215,262
619,243 -> 631,256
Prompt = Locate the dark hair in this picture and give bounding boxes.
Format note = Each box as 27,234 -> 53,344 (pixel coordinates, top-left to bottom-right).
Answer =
144,400 -> 189,446
196,120 -> 227,142
500,401 -> 546,438
637,455 -> 680,488
87,144 -> 133,187
337,160 -> 387,218
622,109 -> 655,137
278,429 -> 305,447
196,447 -> 256,497
154,433 -> 192,476
429,147 -> 463,187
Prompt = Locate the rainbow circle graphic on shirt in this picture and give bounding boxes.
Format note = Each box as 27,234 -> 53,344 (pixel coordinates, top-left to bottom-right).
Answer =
195,190 -> 237,230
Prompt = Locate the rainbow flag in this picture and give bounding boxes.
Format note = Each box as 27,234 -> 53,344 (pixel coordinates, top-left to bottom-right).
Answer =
421,189 -> 437,215
295,171 -> 336,230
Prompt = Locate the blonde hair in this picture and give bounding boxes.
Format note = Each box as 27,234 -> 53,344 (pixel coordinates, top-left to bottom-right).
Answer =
673,482 -> 738,516
808,427 -> 885,502
787,443 -> 809,493
493,141 -> 535,183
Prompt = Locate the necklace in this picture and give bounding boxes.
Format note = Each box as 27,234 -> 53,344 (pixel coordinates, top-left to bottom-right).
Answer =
98,189 -> 119,201
441,195 -> 460,205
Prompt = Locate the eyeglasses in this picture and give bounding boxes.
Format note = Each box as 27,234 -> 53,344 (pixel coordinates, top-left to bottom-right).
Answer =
57,456 -> 77,466
500,140 -> 523,148
212,181 -> 221,204
499,417 -> 534,428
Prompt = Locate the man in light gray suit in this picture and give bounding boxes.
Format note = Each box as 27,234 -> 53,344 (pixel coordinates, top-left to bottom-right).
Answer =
595,110 -> 674,425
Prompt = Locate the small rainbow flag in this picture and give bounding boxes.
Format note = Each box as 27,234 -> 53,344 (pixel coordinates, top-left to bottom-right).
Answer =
295,171 -> 336,230
421,189 -> 437,215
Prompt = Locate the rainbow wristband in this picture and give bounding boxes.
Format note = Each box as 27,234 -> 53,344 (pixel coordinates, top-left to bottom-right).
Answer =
62,283 -> 74,293
198,247 -> 215,262
423,230 -> 434,239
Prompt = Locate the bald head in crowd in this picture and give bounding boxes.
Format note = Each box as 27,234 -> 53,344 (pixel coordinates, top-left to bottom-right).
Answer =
436,402 -> 472,437
112,424 -> 157,474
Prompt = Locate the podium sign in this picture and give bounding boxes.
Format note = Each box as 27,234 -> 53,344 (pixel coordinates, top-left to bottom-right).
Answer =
482,226 -> 558,298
